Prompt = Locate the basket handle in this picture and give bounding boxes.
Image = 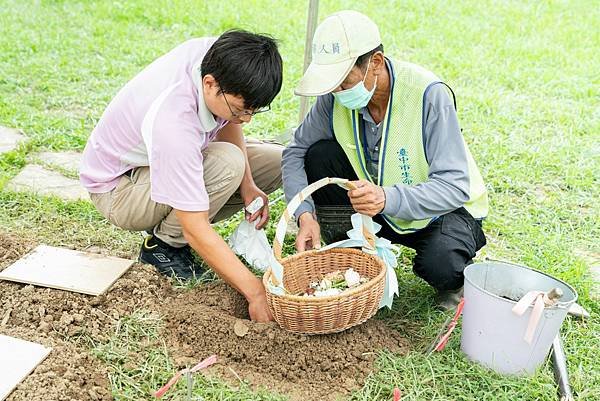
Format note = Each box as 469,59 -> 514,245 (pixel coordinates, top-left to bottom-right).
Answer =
272,177 -> 376,260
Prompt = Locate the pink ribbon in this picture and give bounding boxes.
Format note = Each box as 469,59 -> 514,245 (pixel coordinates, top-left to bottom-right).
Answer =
393,387 -> 402,400
154,355 -> 218,398
512,291 -> 545,345
434,297 -> 465,352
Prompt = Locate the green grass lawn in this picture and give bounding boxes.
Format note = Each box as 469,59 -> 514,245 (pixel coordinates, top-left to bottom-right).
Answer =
1,0 -> 599,400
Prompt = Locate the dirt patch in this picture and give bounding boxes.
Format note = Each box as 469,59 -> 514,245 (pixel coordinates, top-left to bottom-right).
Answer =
1,326 -> 111,401
0,233 -> 113,401
162,283 -> 409,401
1,232 -> 410,401
0,232 -> 171,401
0,232 -> 33,266
0,239 -> 173,343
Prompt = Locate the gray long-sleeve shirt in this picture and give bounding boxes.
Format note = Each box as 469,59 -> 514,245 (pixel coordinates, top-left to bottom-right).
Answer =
282,74 -> 471,222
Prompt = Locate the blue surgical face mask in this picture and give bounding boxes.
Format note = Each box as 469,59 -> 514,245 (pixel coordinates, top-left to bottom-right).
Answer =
333,57 -> 378,110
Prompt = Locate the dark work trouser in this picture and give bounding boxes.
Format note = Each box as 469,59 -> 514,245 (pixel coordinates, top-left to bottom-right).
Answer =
304,139 -> 487,291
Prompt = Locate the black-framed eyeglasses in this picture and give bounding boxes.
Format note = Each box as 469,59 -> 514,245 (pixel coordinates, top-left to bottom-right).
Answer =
220,90 -> 271,117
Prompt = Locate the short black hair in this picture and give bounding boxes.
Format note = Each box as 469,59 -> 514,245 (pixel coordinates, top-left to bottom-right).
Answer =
355,44 -> 384,68
201,30 -> 283,110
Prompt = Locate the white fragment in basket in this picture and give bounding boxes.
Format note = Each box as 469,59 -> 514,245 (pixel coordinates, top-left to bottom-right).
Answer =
302,268 -> 368,297
345,268 -> 361,287
320,278 -> 333,290
315,288 -> 342,297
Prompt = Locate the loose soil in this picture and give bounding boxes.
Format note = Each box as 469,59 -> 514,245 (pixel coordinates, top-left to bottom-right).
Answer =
1,326 -> 111,401
0,232 -> 410,401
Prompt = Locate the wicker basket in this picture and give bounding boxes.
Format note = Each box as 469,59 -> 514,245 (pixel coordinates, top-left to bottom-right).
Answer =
263,177 -> 386,334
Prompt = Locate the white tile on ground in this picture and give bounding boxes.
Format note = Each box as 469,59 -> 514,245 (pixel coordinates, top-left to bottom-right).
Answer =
35,151 -> 82,172
0,126 -> 25,154
6,164 -> 89,201
0,245 -> 134,296
0,334 -> 51,401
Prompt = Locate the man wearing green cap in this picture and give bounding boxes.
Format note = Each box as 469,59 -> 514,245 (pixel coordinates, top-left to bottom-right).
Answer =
282,10 -> 488,309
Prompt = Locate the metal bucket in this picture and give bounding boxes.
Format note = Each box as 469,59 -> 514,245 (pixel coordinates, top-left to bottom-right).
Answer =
461,260 -> 577,375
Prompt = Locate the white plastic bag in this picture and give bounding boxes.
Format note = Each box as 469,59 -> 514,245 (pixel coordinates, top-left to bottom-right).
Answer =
229,197 -> 274,272
229,219 -> 273,272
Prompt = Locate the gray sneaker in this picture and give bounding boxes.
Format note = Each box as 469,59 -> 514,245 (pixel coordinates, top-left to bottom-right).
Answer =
139,235 -> 205,280
435,286 -> 464,311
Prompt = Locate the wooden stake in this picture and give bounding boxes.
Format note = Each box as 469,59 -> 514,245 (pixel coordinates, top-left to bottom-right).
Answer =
186,367 -> 192,401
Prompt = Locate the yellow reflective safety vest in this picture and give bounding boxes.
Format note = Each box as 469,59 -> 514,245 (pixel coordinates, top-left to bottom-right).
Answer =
332,59 -> 488,234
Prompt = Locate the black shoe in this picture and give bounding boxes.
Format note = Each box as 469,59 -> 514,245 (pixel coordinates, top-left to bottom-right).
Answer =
435,286 -> 464,311
315,205 -> 354,244
139,235 -> 205,280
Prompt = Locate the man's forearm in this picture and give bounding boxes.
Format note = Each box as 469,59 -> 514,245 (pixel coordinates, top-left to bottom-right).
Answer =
176,210 -> 264,301
382,177 -> 469,220
192,230 -> 263,299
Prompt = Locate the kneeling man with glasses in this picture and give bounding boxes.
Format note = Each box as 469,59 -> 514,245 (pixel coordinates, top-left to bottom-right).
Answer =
80,30 -> 283,322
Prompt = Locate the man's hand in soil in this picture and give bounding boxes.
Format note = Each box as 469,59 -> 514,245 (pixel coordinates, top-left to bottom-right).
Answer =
240,182 -> 269,229
348,180 -> 386,217
296,212 -> 321,252
248,290 -> 273,322
175,209 -> 274,322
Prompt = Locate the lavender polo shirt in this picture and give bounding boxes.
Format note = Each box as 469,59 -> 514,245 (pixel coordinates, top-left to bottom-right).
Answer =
80,38 -> 228,211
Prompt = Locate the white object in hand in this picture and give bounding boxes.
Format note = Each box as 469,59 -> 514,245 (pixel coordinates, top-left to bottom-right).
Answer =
245,197 -> 264,215
229,198 -> 272,273
344,268 -> 361,287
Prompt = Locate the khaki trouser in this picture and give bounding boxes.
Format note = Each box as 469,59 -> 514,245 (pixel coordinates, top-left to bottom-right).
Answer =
90,138 -> 283,247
